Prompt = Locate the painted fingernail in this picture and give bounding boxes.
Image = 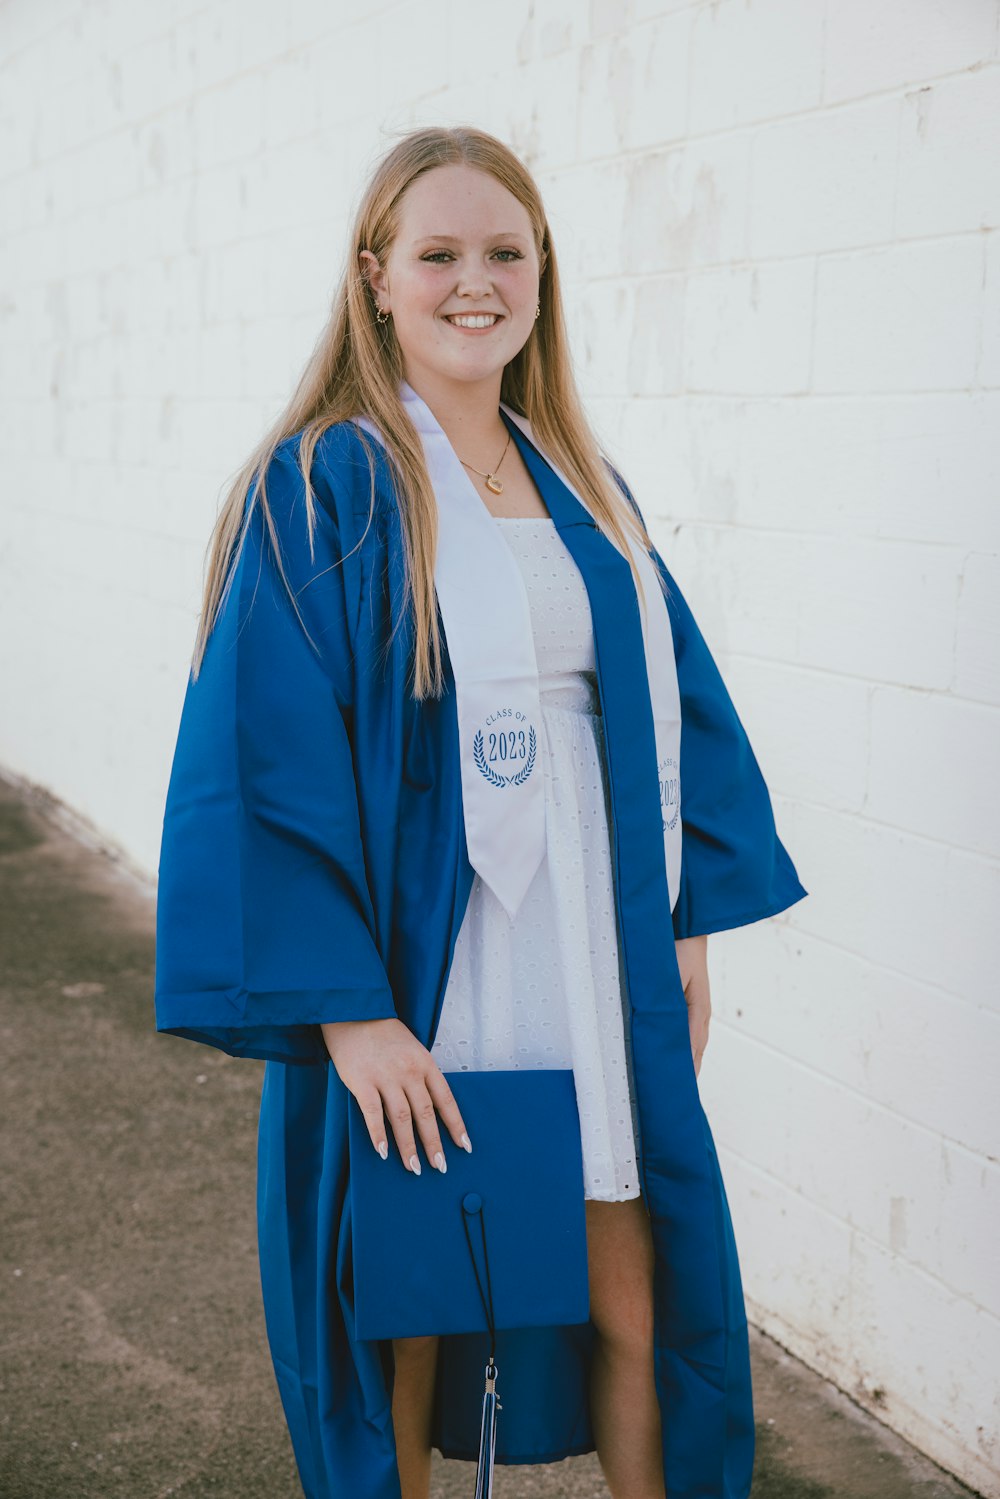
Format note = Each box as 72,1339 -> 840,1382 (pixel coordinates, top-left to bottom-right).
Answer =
461,1133 -> 473,1153
409,1154 -> 421,1175
377,1140 -> 388,1160
434,1151 -> 446,1173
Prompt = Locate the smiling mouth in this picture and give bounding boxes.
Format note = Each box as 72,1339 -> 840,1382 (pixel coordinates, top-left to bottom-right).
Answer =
443,314 -> 504,330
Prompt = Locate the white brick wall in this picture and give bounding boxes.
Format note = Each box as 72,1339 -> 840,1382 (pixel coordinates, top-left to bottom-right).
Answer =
1,0 -> 998,1490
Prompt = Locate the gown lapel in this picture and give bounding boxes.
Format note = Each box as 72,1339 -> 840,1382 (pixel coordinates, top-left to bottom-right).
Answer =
500,410 -> 733,1490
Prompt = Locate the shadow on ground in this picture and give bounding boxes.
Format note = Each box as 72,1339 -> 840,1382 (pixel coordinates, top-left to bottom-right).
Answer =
0,775 -> 978,1498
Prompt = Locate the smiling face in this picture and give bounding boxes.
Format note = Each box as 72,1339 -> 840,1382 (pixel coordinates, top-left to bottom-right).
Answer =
362,162 -> 542,400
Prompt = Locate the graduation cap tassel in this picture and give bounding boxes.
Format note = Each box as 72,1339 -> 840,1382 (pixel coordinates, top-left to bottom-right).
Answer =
474,1357 -> 500,1499
462,1196 -> 502,1499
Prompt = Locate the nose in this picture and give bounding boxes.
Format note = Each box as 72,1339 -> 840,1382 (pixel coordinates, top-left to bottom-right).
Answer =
455,263 -> 494,300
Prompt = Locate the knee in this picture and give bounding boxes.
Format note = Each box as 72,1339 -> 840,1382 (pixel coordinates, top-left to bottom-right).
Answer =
592,1296 -> 655,1360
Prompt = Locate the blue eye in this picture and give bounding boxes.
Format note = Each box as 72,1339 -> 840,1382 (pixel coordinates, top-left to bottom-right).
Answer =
421,249 -> 524,263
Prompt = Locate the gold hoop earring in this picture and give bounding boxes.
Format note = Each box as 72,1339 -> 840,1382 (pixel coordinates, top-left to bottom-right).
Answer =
375,302 -> 390,324
534,300 -> 540,320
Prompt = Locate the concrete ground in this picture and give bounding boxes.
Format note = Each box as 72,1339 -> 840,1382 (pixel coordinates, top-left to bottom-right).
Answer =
0,773 -> 980,1499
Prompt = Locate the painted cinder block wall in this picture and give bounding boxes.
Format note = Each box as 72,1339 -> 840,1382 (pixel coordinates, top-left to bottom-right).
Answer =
1,1 -> 997,1491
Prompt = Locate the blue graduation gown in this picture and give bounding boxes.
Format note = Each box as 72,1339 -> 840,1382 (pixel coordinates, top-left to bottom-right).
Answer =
154,411 -> 808,1499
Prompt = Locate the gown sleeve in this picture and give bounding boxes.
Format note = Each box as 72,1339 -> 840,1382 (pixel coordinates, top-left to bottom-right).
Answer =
610,467 -> 809,940
153,436 -> 397,1064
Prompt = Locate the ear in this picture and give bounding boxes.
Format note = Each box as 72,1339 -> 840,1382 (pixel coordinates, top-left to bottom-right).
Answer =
359,249 -> 385,298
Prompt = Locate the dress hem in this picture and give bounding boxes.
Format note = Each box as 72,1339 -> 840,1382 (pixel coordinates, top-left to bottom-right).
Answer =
584,1187 -> 642,1203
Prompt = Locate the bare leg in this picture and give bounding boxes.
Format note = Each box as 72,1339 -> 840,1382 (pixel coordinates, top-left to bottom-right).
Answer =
391,1203 -> 664,1499
391,1333 -> 439,1499
585,1196 -> 665,1499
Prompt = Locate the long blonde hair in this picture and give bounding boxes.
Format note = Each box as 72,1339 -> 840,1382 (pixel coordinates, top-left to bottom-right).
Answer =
191,124 -> 659,698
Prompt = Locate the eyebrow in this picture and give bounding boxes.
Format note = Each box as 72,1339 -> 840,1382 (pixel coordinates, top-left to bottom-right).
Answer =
412,232 -> 529,244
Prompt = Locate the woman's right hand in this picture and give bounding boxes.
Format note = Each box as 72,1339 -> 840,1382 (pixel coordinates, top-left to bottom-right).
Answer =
321,1017 -> 472,1175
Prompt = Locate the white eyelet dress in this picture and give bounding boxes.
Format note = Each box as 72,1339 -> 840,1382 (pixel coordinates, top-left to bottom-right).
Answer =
429,517 -> 643,1202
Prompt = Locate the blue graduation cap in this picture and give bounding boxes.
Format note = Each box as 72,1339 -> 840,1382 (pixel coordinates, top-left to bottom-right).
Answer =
348,1067 -> 592,1496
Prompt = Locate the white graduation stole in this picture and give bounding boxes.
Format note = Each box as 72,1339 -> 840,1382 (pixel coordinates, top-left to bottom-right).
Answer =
354,379 -> 682,920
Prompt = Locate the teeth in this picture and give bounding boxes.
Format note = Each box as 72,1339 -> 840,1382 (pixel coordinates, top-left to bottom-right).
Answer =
447,314 -> 499,328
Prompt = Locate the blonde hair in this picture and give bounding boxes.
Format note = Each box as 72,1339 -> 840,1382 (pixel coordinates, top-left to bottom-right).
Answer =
190,124 -> 659,698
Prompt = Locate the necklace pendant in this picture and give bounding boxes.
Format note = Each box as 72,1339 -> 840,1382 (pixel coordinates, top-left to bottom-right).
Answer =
485,474 -> 503,495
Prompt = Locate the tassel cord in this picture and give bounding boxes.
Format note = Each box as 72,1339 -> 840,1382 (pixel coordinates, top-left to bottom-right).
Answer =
463,1200 -> 502,1498
462,1200 -> 498,1362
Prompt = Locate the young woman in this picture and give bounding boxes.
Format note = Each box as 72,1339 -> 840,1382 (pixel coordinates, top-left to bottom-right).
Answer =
154,125 -> 807,1499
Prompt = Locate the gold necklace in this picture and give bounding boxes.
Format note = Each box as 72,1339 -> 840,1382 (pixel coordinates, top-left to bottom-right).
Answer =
458,431 -> 513,494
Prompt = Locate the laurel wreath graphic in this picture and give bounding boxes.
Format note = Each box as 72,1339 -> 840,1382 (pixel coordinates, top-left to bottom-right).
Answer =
473,726 -> 536,788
